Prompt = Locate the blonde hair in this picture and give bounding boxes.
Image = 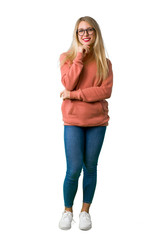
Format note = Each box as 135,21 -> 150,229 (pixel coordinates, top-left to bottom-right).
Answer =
60,16 -> 109,85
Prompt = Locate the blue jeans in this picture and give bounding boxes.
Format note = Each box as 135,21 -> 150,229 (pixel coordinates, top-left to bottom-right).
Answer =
63,125 -> 107,208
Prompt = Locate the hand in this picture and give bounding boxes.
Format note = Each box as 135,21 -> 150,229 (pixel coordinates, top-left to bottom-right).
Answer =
60,89 -> 70,100
78,45 -> 90,58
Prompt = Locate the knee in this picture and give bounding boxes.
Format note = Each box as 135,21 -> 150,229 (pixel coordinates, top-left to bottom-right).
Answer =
83,164 -> 97,175
66,168 -> 82,181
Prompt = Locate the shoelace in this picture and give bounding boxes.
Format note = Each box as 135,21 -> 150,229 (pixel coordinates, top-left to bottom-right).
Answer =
72,218 -> 76,224
63,211 -> 76,224
80,212 -> 91,220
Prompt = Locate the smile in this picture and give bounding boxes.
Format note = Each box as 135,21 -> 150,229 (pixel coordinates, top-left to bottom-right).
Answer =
83,38 -> 91,42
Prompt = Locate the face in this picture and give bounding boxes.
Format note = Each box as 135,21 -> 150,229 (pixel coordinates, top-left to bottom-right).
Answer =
77,21 -> 96,46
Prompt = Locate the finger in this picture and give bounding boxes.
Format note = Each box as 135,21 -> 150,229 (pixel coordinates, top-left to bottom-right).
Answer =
84,45 -> 90,49
60,91 -> 64,97
86,46 -> 90,51
83,46 -> 90,54
86,48 -> 89,54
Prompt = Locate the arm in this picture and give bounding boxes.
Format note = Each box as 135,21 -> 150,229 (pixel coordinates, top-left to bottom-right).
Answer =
70,60 -> 113,102
60,52 -> 84,91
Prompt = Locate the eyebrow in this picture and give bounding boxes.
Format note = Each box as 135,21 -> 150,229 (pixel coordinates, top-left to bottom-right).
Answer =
78,27 -> 93,30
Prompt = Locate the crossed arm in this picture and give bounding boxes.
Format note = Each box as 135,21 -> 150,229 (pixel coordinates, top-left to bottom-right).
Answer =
60,53 -> 113,102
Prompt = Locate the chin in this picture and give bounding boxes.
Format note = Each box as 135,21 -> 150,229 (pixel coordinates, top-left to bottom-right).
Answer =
83,43 -> 90,46
83,41 -> 92,46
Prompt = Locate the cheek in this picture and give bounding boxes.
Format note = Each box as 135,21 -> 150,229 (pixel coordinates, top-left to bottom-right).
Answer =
78,36 -> 83,44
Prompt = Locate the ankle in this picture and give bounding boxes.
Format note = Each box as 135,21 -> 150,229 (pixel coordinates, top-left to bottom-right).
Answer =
65,207 -> 73,213
81,209 -> 89,213
81,202 -> 90,213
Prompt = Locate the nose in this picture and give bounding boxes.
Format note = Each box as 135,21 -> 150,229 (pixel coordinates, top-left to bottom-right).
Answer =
84,30 -> 89,36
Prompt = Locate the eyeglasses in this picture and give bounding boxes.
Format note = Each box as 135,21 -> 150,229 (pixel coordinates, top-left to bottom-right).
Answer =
76,27 -> 95,36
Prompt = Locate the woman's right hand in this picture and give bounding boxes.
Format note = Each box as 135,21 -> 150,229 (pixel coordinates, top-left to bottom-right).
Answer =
78,45 -> 90,58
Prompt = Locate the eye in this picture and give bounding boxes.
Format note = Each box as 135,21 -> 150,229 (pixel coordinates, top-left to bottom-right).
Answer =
78,29 -> 84,33
88,28 -> 93,32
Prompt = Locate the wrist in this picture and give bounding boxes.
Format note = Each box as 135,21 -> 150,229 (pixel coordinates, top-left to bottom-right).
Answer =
78,46 -> 83,53
74,52 -> 83,63
70,89 -> 81,100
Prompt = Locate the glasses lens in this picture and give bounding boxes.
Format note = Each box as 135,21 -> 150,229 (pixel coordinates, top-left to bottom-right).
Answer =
88,28 -> 94,34
77,28 -> 95,36
78,29 -> 84,36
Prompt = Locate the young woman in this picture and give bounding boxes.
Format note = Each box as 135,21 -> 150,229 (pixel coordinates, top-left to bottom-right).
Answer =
59,16 -> 113,230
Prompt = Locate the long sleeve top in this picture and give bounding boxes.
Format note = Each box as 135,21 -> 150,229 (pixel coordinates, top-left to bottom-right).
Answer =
60,52 -> 113,127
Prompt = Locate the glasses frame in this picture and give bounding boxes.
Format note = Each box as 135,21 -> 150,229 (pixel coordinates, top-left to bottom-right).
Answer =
76,27 -> 95,36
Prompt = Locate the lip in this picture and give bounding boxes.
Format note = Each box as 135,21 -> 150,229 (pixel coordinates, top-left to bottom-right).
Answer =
82,38 -> 91,42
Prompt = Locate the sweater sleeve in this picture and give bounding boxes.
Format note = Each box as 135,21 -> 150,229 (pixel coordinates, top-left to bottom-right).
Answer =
60,52 -> 84,91
70,59 -> 113,102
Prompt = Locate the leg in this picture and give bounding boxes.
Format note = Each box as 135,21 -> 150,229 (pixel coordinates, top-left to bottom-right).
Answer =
82,126 -> 107,212
81,202 -> 90,213
63,126 -> 85,211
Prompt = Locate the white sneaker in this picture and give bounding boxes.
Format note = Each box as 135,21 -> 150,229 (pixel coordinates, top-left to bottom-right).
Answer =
79,211 -> 92,230
59,210 -> 73,230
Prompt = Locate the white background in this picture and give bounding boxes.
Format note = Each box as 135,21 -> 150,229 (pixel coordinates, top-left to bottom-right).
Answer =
0,0 -> 160,239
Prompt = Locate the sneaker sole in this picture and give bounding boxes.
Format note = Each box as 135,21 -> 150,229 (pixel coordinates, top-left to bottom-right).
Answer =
59,226 -> 71,230
59,224 -> 71,230
79,225 -> 92,231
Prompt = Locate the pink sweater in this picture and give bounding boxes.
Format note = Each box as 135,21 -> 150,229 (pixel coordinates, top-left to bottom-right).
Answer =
60,52 -> 113,127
